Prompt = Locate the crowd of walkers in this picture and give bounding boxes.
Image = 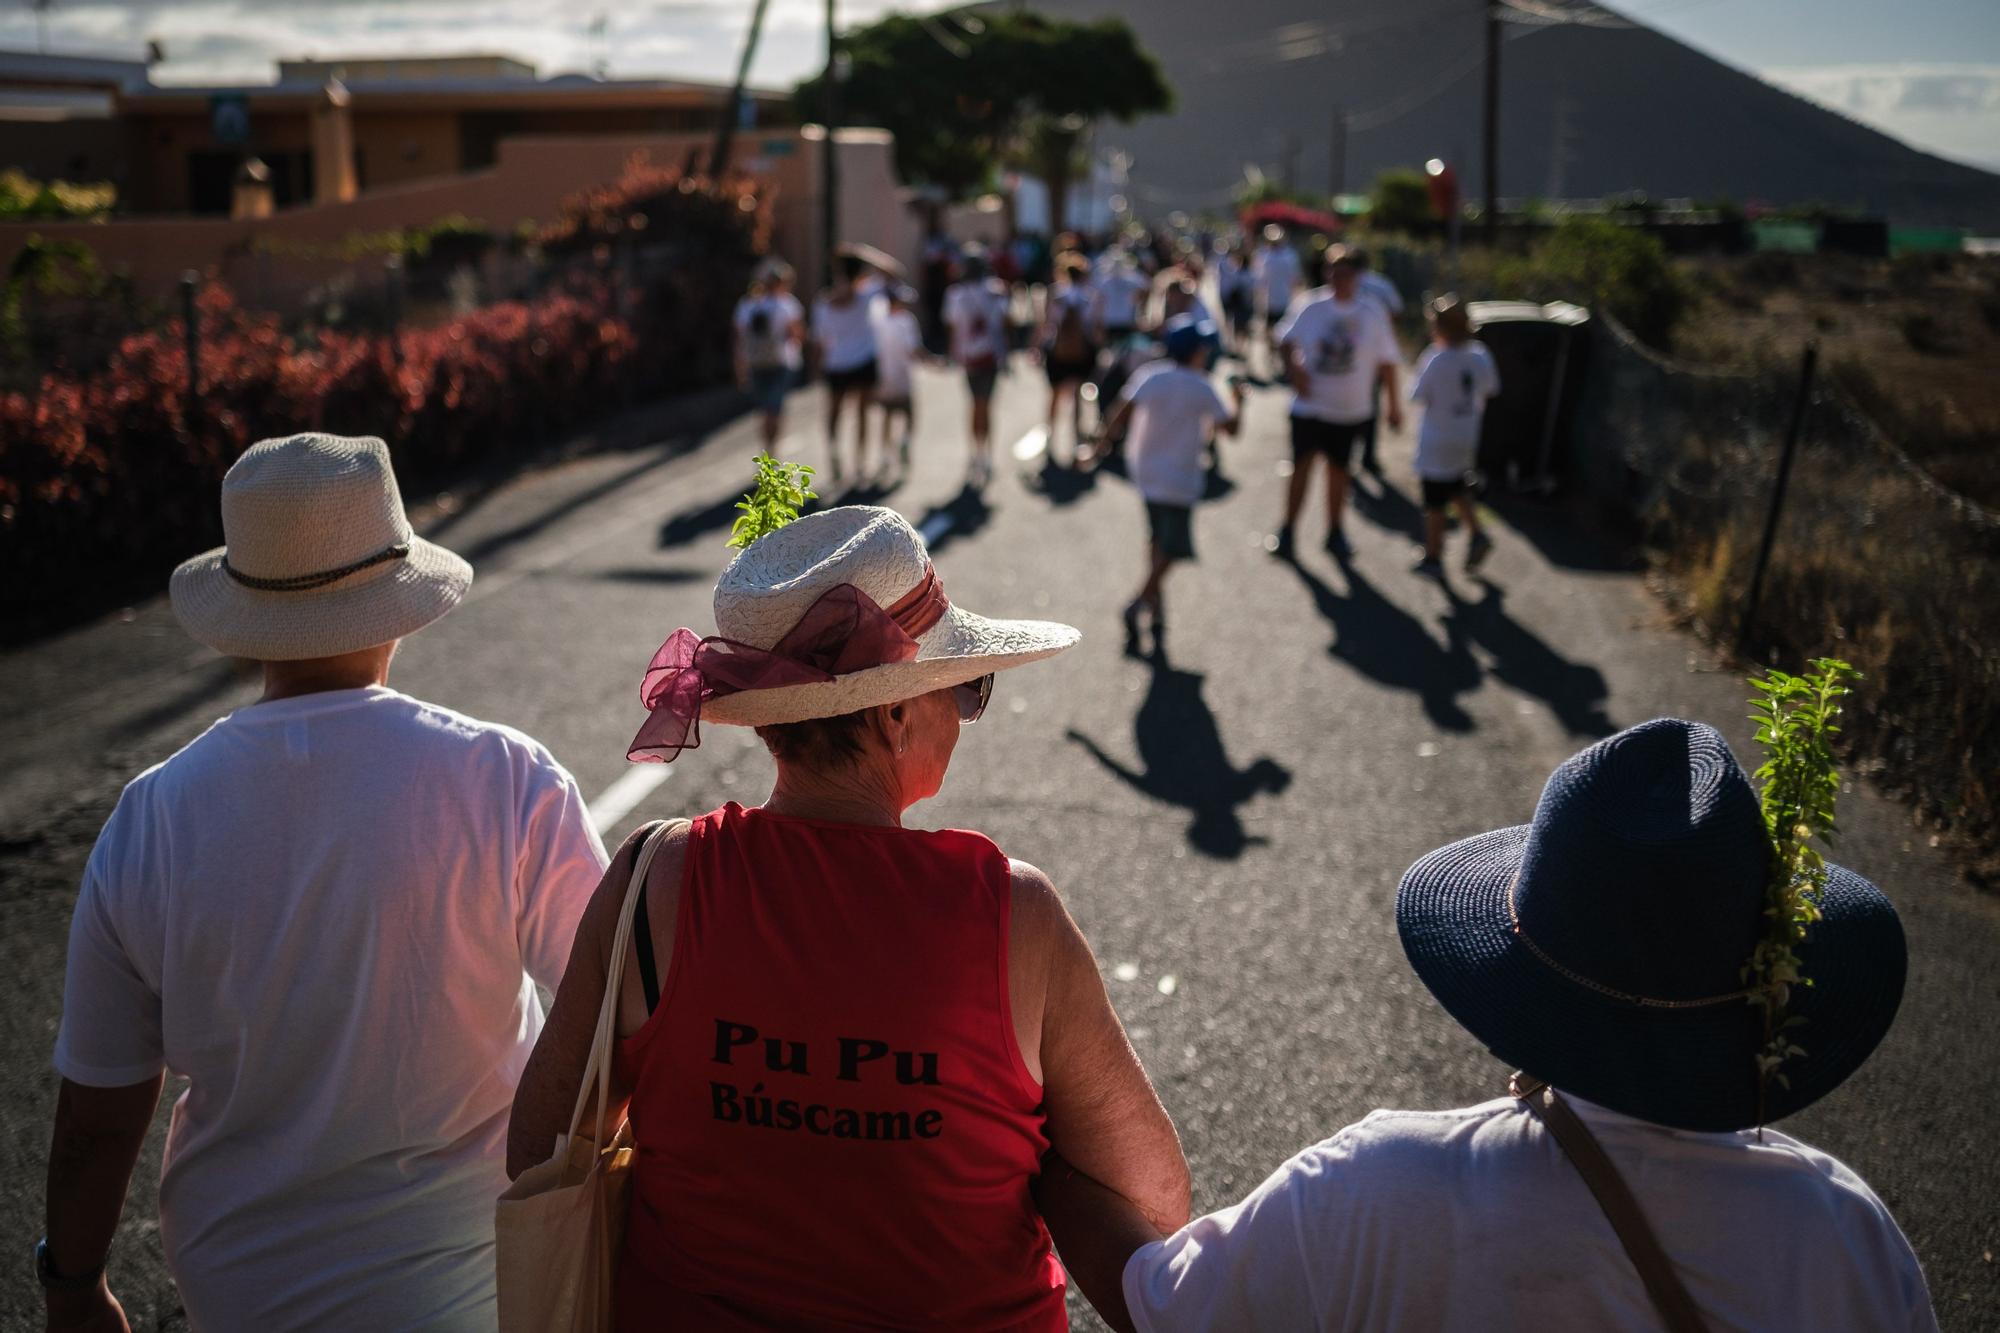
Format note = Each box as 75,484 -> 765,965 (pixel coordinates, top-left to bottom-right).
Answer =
41,418 -> 1939,1329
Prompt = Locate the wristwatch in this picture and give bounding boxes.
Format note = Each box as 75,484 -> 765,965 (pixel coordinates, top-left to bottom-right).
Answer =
35,1237 -> 104,1291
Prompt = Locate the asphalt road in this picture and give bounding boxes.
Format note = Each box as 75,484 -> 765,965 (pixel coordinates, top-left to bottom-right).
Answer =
3,356 -> 1996,1330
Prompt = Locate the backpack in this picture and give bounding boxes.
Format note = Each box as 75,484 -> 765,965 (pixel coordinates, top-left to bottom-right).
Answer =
742,301 -> 785,370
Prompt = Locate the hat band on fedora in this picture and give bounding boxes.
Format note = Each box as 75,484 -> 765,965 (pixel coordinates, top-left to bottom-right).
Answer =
223,541 -> 412,593
1508,877 -> 1766,1011
627,567 -> 954,764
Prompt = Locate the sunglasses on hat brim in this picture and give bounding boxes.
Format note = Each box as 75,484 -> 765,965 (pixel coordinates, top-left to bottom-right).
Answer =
954,672 -> 995,724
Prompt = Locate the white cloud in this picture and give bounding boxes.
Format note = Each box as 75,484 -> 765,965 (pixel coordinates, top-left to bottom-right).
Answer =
1762,62 -> 2000,171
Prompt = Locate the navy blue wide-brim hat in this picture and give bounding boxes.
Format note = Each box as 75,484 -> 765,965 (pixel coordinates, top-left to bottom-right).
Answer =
1397,718 -> 1907,1133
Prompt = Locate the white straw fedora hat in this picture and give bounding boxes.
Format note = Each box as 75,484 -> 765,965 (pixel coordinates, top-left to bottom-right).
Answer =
170,434 -> 472,661
629,505 -> 1077,759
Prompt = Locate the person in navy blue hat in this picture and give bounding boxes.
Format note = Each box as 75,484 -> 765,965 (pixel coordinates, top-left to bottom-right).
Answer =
1094,314 -> 1245,658
1041,719 -> 1937,1332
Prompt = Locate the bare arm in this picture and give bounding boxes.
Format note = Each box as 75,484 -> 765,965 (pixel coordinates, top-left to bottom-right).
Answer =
1015,862 -> 1190,1236
44,1073 -> 164,1330
1033,1151 -> 1160,1333
1378,361 -> 1403,429
506,823 -> 688,1177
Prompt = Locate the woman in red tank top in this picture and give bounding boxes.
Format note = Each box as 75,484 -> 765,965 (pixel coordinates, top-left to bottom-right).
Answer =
510,504 -> 1190,1330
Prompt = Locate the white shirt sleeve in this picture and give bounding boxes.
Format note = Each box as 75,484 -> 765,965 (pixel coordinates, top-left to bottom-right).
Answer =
1124,1144 -> 1329,1332
54,803 -> 168,1087
1477,343 -> 1502,400
1410,345 -> 1440,405
514,756 -> 611,990
1374,310 -> 1403,369
1201,379 -> 1232,423
1273,298 -> 1309,348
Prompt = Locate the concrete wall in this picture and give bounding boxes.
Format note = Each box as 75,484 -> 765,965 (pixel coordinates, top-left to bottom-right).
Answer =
0,127 -> 923,309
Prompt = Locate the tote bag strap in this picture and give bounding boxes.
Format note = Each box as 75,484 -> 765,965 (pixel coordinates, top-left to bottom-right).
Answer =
564,819 -> 687,1154
1510,1073 -> 1711,1333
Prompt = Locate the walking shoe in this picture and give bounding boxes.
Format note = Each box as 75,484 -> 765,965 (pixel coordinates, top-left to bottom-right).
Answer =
1122,600 -> 1145,657
1465,530 -> 1494,573
1325,529 -> 1353,562
1412,556 -> 1445,579
1267,526 -> 1296,560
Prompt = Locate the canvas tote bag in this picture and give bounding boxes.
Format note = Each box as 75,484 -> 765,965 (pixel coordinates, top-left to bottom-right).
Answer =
495,818 -> 679,1332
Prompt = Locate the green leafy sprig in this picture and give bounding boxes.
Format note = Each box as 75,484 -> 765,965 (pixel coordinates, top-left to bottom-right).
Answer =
727,455 -> 817,550
1743,657 -> 1860,1104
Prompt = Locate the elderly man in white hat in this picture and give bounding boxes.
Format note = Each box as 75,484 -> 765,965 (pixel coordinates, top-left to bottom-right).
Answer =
41,434 -> 608,1331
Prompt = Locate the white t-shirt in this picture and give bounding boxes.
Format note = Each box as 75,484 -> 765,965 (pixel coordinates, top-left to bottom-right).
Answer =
1120,361 -> 1233,506
1411,340 -> 1501,479
944,279 -> 1011,366
1125,1096 -> 1937,1333
1090,269 -> 1149,331
871,306 -> 923,400
56,687 -> 609,1331
1358,268 -> 1405,315
1276,291 -> 1402,423
1254,243 -> 1301,311
734,291 -> 804,371
810,292 -> 879,373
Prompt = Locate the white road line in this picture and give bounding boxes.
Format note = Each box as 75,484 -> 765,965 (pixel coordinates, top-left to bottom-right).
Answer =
589,765 -> 673,833
1010,425 -> 1049,464
918,511 -> 956,545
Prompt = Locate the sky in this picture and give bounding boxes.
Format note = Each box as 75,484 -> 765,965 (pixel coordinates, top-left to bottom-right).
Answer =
5,0 -> 1997,172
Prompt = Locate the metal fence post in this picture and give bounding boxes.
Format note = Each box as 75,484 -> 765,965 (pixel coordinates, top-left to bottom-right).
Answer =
179,270 -> 201,438
1737,340 -> 1818,657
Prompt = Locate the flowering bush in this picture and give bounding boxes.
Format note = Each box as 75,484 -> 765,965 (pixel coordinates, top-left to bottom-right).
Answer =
2,164 -> 762,640
0,284 -> 636,639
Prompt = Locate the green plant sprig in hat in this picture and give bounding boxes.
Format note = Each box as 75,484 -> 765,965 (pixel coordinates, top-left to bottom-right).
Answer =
728,455 -> 817,550
1743,657 -> 1861,1114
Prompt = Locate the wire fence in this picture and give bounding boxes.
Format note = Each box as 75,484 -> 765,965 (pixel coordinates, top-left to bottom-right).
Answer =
1573,312 -> 2000,878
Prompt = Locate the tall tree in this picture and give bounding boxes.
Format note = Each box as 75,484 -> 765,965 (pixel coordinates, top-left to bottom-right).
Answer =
794,9 -> 1171,227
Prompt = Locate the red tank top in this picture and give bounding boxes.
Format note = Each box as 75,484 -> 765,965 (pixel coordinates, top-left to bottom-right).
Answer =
613,803 -> 1066,1331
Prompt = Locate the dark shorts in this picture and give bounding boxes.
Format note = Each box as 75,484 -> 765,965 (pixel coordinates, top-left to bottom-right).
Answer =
964,358 -> 1000,401
1290,416 -> 1371,470
1422,475 -> 1470,507
747,365 -> 792,414
1146,501 -> 1196,561
825,359 -> 878,394
1045,352 -> 1095,386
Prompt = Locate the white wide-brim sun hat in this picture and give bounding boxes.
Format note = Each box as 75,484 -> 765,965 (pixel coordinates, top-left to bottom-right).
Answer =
694,505 -> 1078,729
170,433 -> 472,661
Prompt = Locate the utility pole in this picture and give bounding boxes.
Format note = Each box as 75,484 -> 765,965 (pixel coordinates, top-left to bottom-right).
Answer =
1482,0 -> 1500,244
821,0 -> 839,287
1329,103 -> 1347,199
710,0 -> 773,177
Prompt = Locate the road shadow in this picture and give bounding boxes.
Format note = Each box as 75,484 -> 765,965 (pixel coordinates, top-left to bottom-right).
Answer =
657,487 -> 746,550
823,474 -> 907,509
1026,458 -> 1100,507
1066,657 -> 1292,858
912,486 -> 993,556
1487,492 -> 1643,574
591,565 -> 708,586
1288,559 -> 1481,731
1348,475 -> 1426,543
1446,579 -> 1616,737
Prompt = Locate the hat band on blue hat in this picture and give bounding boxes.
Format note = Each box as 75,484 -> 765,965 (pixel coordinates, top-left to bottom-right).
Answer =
1508,876 -> 1767,1011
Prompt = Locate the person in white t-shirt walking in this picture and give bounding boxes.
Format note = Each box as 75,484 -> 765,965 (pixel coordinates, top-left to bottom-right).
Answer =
1040,718 -> 1935,1333
41,434 -> 609,1333
1094,314 -> 1244,658
733,260 -> 806,451
809,253 -> 883,487
1270,246 -> 1403,561
943,245 -> 1013,490
1349,247 -> 1406,476
870,284 -> 925,478
1251,224 -> 1302,373
1409,295 -> 1500,578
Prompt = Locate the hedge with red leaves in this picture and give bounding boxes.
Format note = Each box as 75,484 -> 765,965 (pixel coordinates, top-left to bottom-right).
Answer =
0,284 -> 636,639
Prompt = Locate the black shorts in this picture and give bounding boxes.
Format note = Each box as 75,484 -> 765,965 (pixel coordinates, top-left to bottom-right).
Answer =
1421,476 -> 1470,507
825,359 -> 878,393
1290,416 -> 1371,470
1146,501 -> 1196,561
1045,352 -> 1095,386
